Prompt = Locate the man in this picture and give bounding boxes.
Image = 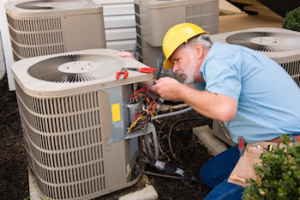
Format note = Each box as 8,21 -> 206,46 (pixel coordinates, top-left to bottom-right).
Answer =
120,23 -> 300,199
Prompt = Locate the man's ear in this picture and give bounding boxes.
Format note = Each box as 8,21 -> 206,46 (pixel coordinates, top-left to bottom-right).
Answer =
194,43 -> 204,58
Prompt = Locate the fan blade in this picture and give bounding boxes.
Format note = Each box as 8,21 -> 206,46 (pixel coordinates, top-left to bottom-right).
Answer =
225,31 -> 300,52
28,54 -> 125,83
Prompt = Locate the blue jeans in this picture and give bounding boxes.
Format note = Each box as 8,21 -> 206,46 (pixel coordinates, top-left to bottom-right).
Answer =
200,145 -> 244,200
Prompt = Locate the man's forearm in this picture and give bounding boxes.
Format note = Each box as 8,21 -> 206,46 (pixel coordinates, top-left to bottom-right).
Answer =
176,84 -> 237,121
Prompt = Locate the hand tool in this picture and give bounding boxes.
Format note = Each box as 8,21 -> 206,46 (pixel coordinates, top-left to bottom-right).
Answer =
238,136 -> 245,157
126,67 -> 157,73
152,81 -> 165,112
116,68 -> 128,79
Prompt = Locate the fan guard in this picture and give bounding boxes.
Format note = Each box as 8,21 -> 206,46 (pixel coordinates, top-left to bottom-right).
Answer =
16,0 -> 86,10
225,31 -> 300,52
28,54 -> 125,83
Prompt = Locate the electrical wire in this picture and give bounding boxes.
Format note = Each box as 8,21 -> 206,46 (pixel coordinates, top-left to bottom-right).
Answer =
136,169 -> 196,182
155,114 -> 206,155
137,123 -> 159,160
150,125 -> 159,160
157,114 -> 202,141
144,134 -> 154,159
157,120 -> 169,155
168,117 -> 207,160
128,86 -> 158,133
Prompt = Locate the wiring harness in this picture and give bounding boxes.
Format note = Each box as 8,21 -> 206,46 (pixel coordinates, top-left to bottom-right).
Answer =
127,85 -> 158,133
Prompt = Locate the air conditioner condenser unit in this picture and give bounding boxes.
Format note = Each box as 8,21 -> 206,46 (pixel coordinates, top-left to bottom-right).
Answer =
5,0 -> 106,61
134,0 -> 219,47
11,49 -> 155,200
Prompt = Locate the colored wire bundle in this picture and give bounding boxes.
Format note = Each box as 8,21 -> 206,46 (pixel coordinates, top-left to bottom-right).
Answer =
128,86 -> 158,133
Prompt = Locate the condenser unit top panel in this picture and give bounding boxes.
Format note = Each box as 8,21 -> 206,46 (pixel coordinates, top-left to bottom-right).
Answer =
136,0 -> 215,8
11,49 -> 153,98
209,27 -> 300,62
184,0 -> 217,5
5,0 -> 103,18
135,0 -> 185,8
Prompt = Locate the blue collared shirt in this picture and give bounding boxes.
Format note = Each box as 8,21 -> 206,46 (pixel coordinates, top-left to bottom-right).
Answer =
195,42 -> 300,143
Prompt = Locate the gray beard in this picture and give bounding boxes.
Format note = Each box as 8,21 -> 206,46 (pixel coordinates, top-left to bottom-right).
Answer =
183,54 -> 196,85
184,75 -> 194,85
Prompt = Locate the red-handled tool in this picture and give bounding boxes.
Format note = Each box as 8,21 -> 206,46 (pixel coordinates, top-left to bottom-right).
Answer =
126,67 -> 157,73
238,136 -> 245,157
116,68 -> 128,79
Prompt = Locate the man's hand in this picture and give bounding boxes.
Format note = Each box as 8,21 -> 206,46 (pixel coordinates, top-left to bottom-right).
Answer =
152,77 -> 182,101
118,51 -> 135,60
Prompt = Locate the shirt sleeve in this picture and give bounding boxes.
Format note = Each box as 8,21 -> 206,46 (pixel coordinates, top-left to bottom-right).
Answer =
193,82 -> 206,90
202,50 -> 243,102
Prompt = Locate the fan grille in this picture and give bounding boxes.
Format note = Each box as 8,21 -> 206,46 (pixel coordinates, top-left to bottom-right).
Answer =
28,54 -> 124,83
185,0 -> 219,34
15,80 -> 107,199
279,60 -> 300,87
225,31 -> 300,52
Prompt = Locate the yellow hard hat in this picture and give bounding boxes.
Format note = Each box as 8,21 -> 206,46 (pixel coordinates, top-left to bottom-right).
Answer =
162,23 -> 210,70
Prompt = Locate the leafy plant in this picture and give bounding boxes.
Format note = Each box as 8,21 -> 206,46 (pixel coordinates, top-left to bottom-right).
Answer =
242,135 -> 300,200
282,7 -> 300,32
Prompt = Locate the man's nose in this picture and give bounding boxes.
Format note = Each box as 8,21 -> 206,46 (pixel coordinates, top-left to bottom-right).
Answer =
173,63 -> 179,73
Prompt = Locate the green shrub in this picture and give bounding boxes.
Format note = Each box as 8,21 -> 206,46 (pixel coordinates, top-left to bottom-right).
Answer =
242,135 -> 300,200
282,7 -> 300,32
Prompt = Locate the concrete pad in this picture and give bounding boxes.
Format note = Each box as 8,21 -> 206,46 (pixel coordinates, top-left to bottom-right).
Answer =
193,125 -> 228,156
119,185 -> 158,200
219,13 -> 283,33
28,166 -> 42,200
28,167 -> 157,200
118,174 -> 158,200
